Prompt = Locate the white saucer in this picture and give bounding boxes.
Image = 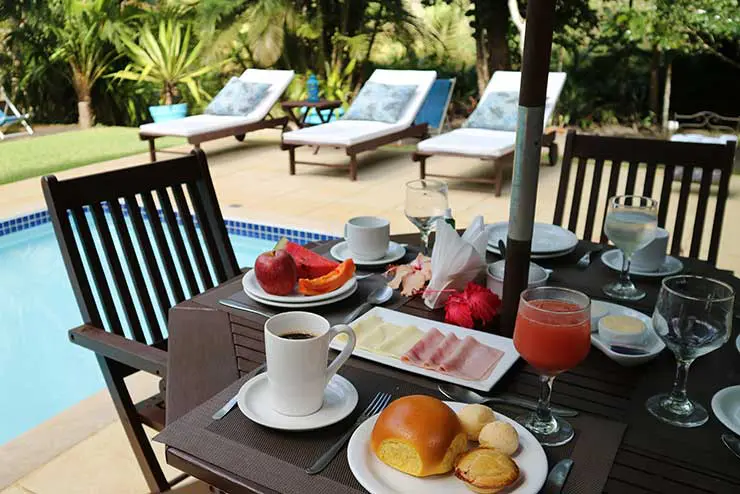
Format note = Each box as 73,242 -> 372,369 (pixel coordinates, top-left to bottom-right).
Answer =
712,385 -> 740,436
487,244 -> 576,259
245,282 -> 358,308
736,334 -> 739,354
488,222 -> 578,255
242,269 -> 356,303
589,300 -> 665,366
601,249 -> 683,277
330,241 -> 406,266
237,373 -> 358,431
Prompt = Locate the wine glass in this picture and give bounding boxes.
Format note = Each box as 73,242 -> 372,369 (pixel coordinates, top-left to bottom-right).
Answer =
603,195 -> 658,301
646,275 -> 734,427
404,179 -> 448,255
513,287 -> 591,446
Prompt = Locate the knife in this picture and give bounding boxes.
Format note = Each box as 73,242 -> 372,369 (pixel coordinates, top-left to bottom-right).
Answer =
218,299 -> 273,319
542,459 -> 573,494
211,363 -> 266,420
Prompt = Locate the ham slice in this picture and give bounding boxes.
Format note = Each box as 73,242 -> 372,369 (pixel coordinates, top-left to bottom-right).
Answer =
401,328 -> 444,365
439,336 -> 504,381
424,333 -> 461,369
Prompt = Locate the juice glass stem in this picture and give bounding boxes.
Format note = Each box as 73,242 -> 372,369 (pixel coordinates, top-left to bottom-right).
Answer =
536,374 -> 556,425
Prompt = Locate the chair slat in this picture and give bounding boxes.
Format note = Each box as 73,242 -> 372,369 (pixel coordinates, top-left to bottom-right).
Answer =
670,167 -> 694,258
642,162 -> 657,197
125,195 -> 172,329
90,203 -> 146,343
690,169 -> 714,259
172,184 -> 213,290
66,207 -> 106,329
657,165 -> 674,228
109,199 -> 163,343
157,187 -> 200,297
553,130 -> 576,226
708,159 -> 732,265
600,160 -> 622,243
141,191 -> 186,304
582,159 -> 605,241
186,181 -> 227,283
567,157 -> 588,234
624,162 -> 639,195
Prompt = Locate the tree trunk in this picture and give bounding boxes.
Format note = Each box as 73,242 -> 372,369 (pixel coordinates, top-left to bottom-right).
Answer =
475,29 -> 491,97
487,0 -> 511,73
661,60 -> 672,129
77,98 -> 94,129
649,48 -> 660,116
507,0 -> 525,55
72,68 -> 94,129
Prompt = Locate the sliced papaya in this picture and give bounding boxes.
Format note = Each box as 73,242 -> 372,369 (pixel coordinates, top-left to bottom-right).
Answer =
298,259 -> 355,296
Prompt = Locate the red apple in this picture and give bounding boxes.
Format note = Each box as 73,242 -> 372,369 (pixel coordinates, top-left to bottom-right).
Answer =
254,250 -> 297,295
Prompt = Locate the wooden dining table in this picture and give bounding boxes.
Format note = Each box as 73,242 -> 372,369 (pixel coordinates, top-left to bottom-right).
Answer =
160,233 -> 740,494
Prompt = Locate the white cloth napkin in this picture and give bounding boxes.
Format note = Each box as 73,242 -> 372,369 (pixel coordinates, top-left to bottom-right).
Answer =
423,216 -> 491,309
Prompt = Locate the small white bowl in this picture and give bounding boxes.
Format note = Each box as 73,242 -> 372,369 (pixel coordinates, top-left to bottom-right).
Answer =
486,260 -> 550,297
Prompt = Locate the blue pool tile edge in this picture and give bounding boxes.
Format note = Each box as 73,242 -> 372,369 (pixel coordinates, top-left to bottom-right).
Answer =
0,208 -> 338,246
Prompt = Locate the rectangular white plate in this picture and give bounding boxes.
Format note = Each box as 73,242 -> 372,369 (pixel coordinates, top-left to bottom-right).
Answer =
330,307 -> 519,392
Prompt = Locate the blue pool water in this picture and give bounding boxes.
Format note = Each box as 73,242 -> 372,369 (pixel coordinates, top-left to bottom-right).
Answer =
0,220 -> 274,445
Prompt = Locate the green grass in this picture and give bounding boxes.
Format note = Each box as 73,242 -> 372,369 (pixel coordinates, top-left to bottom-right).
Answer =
0,127 -> 186,185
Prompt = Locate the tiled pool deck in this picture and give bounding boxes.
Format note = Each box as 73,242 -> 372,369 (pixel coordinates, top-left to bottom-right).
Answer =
2,128 -> 739,492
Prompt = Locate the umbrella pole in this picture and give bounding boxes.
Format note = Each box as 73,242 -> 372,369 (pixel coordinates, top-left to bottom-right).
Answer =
500,0 -> 557,335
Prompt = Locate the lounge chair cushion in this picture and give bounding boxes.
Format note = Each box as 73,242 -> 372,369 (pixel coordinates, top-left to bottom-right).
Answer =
205,78 -> 270,116
417,128 -> 517,159
283,120 -> 407,147
140,114 -> 262,138
463,91 -> 519,131
344,82 -> 417,124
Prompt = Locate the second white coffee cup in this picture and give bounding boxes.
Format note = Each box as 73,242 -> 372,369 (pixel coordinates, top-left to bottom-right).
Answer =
345,216 -> 390,261
631,227 -> 669,272
264,312 -> 356,416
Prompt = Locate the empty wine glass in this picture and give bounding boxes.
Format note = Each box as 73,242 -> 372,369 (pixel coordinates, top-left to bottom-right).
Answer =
646,275 -> 734,427
603,195 -> 658,301
404,179 -> 448,255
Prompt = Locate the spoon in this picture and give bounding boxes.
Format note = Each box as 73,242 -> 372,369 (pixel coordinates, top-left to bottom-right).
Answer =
344,285 -> 393,324
498,239 -> 507,258
439,383 -> 579,417
722,433 -> 740,460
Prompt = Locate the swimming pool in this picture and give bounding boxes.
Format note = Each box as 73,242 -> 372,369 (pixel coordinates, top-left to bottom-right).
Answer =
0,211 -> 334,445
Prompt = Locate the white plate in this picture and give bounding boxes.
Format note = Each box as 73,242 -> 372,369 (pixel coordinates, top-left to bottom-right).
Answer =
601,249 -> 683,277
486,244 -> 577,260
237,373 -> 358,431
590,300 -> 665,366
736,334 -> 740,354
242,269 -> 357,303
331,307 -> 519,392
488,222 -> 578,255
245,282 -> 358,308
712,385 -> 740,436
330,241 -> 407,266
347,401 -> 547,494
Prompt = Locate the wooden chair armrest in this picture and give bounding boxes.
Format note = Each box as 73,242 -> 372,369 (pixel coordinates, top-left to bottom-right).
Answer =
69,325 -> 168,377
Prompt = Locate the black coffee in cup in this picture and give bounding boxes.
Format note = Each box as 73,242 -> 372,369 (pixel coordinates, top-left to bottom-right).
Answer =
281,331 -> 316,340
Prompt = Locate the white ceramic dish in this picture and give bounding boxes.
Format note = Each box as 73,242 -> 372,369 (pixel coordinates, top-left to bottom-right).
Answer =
712,385 -> 740,436
488,222 -> 578,255
601,249 -> 683,277
237,373 -> 358,431
486,244 -> 577,260
242,269 -> 356,303
245,283 -> 358,308
330,241 -> 406,266
331,307 -> 519,392
346,401 -> 547,494
736,334 -> 740,354
590,300 -> 665,367
486,260 -> 550,297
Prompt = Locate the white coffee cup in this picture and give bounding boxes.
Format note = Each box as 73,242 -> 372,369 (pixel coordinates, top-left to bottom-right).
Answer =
264,312 -> 356,416
486,260 -> 550,297
631,227 -> 669,272
344,216 -> 390,261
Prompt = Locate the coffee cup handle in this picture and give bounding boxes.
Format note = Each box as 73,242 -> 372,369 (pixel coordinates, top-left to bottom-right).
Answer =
325,325 -> 356,385
344,224 -> 349,241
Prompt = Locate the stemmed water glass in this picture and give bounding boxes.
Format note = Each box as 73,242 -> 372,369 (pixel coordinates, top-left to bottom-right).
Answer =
513,287 -> 591,446
646,275 -> 734,427
404,179 -> 448,255
603,195 -> 658,301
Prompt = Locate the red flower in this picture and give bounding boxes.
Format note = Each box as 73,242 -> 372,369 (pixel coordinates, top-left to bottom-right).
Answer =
444,292 -> 475,328
443,283 -> 501,329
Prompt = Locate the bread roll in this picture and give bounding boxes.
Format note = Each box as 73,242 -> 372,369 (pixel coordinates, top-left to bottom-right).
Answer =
454,448 -> 519,493
478,421 -> 519,455
457,404 -> 496,440
371,395 -> 468,477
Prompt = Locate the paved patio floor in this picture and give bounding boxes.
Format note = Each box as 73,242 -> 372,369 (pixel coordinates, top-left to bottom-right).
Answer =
1,128 -> 739,492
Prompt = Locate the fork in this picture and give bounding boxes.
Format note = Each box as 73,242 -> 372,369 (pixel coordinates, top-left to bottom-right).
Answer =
576,246 -> 604,269
305,392 -> 393,475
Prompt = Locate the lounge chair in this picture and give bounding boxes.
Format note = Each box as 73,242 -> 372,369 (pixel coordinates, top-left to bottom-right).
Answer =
140,69 -> 294,161
413,71 -> 567,196
0,87 -> 34,140
281,69 -> 437,181
414,78 -> 456,135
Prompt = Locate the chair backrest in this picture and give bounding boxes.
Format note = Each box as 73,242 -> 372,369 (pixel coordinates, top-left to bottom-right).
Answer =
553,130 -> 736,265
481,71 -> 567,126
42,150 -> 240,345
414,78 -> 456,134
366,69 -> 437,127
238,69 -> 295,121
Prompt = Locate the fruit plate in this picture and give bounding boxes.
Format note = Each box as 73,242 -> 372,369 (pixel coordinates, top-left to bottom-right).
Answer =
242,270 -> 357,303
331,307 -> 519,392
347,401 -> 547,494
245,282 -> 358,308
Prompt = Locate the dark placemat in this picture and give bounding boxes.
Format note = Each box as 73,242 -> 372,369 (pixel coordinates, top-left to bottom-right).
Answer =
156,361 -> 626,494
227,274 -> 407,326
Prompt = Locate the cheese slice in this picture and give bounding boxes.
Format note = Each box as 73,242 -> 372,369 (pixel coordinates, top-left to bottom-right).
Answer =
344,315 -> 424,358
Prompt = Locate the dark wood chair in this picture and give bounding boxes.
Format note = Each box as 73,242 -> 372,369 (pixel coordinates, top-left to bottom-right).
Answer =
41,149 -> 240,492
553,130 -> 736,265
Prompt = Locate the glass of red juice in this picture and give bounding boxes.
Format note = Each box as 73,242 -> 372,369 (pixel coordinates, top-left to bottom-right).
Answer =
513,287 -> 591,446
